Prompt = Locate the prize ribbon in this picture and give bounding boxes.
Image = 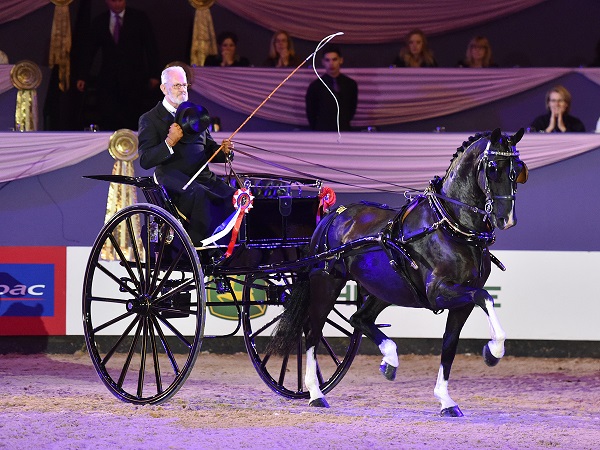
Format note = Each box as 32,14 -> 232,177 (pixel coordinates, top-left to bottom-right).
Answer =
317,186 -> 336,223
225,189 -> 254,257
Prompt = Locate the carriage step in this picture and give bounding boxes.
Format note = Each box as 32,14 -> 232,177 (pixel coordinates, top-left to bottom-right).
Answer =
375,323 -> 391,328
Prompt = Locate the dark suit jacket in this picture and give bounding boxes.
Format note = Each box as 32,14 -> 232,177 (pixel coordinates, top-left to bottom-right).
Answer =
78,7 -> 160,91
138,101 -> 232,198
305,73 -> 358,131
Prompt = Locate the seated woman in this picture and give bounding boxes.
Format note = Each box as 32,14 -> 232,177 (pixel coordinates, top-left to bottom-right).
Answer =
457,36 -> 497,68
530,85 -> 585,132
262,30 -> 302,68
392,29 -> 437,68
204,31 -> 250,67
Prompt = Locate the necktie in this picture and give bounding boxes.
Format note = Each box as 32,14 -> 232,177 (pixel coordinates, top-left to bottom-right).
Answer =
332,77 -> 339,93
113,14 -> 121,43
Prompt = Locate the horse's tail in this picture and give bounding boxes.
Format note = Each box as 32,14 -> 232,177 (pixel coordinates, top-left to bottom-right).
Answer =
267,274 -> 311,356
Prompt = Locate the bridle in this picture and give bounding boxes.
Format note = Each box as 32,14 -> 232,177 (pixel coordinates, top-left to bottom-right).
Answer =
476,139 -> 523,220
423,136 -> 524,245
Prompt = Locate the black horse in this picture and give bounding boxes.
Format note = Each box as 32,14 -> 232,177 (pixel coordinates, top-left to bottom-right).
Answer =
270,128 -> 528,416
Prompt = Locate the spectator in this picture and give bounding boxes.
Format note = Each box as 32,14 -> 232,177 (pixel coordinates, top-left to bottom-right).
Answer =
305,45 -> 358,131
262,30 -> 302,68
457,36 -> 497,68
76,0 -> 160,131
138,66 -> 236,245
530,85 -> 585,133
392,29 -> 437,68
204,31 -> 250,67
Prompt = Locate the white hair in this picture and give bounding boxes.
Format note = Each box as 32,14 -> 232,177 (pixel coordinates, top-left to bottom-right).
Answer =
161,66 -> 186,84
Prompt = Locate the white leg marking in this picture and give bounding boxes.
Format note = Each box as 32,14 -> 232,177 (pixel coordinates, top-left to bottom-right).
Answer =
378,338 -> 399,368
433,365 -> 457,410
484,298 -> 506,359
305,346 -> 325,402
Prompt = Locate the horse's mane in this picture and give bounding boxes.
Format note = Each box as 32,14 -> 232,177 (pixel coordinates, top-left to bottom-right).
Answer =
445,131 -> 493,179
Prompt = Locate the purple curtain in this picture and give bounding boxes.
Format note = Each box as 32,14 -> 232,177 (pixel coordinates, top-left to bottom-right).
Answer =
217,0 -> 547,43
191,67 -> 600,127
1,131 -> 598,193
0,0 -> 48,24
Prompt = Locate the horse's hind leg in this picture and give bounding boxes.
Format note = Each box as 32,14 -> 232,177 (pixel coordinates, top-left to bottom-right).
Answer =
304,271 -> 347,408
350,292 -> 398,381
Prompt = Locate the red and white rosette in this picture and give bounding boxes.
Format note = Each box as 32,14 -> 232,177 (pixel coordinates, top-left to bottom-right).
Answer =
317,186 -> 336,223
225,188 -> 254,257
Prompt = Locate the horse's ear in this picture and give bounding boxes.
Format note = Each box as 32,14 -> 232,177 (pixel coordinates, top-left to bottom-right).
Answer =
490,128 -> 501,144
511,128 -> 525,144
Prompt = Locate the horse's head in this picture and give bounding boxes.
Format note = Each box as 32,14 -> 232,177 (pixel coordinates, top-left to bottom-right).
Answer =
477,128 -> 528,230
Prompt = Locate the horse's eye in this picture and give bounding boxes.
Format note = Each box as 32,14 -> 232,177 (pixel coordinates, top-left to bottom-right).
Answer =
487,161 -> 498,175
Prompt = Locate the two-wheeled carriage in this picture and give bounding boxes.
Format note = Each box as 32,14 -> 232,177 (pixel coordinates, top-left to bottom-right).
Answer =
82,173 -> 362,405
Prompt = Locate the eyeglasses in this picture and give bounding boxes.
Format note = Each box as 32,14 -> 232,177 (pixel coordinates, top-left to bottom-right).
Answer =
170,83 -> 190,90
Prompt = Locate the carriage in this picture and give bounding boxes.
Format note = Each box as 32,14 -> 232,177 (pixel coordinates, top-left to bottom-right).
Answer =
82,128 -> 528,414
82,172 -> 362,405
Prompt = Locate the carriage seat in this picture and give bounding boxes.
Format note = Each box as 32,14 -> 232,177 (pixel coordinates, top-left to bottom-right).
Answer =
83,174 -> 183,222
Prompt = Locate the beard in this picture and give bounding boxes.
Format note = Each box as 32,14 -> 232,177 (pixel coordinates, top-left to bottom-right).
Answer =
167,91 -> 188,106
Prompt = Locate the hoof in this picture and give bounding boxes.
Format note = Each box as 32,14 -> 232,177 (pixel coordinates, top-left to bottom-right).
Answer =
309,397 -> 330,408
440,405 -> 464,417
379,363 -> 397,381
483,344 -> 501,367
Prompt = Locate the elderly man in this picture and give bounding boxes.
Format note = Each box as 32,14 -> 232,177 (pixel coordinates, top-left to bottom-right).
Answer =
138,66 -> 235,245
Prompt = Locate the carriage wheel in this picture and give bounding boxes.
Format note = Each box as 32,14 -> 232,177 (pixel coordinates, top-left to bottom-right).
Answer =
82,203 -> 205,405
241,272 -> 362,399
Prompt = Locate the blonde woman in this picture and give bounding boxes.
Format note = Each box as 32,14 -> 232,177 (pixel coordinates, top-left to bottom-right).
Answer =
392,29 -> 437,68
458,36 -> 496,68
262,30 -> 301,67
530,85 -> 585,132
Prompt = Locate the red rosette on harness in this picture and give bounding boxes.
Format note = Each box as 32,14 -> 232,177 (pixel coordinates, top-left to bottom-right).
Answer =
225,188 -> 254,257
317,186 -> 336,223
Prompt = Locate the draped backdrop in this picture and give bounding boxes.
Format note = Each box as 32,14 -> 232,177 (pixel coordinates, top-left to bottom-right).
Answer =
0,0 -> 547,43
1,131 -> 599,193
191,67 -> 600,127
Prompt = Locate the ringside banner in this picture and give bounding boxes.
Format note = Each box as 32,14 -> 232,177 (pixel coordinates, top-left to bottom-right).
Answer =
63,248 -> 600,341
0,247 -> 66,335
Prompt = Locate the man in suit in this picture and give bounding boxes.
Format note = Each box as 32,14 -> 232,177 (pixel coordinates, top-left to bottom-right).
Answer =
138,66 -> 235,245
76,0 -> 160,131
305,45 -> 358,131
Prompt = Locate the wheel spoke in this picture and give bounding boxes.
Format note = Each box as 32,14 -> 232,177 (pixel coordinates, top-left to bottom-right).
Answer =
249,312 -> 283,339
118,319 -> 143,388
101,315 -> 140,366
325,316 -> 354,337
126,214 -> 146,292
93,311 -> 135,334
155,314 -> 193,349
96,262 -> 138,297
138,318 -> 149,398
148,319 -> 163,394
278,352 -> 289,386
320,336 -> 342,366
151,315 -> 180,375
106,232 -> 141,291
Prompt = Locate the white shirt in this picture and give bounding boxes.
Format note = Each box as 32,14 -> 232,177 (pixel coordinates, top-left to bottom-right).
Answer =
110,10 -> 125,37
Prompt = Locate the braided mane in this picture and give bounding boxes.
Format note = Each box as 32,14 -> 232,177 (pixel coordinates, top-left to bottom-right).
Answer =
444,131 -> 492,180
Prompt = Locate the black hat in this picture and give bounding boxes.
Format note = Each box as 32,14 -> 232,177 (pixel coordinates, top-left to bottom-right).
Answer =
174,101 -> 211,143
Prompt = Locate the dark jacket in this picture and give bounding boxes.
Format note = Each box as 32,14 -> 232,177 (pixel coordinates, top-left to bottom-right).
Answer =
530,112 -> 585,132
305,73 -> 358,131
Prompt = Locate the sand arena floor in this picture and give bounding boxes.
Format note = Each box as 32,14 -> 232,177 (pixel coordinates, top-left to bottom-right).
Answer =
0,352 -> 598,449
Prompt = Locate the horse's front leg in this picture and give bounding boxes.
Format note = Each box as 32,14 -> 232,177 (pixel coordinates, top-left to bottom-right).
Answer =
431,283 -> 506,367
481,296 -> 506,366
434,304 -> 474,417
